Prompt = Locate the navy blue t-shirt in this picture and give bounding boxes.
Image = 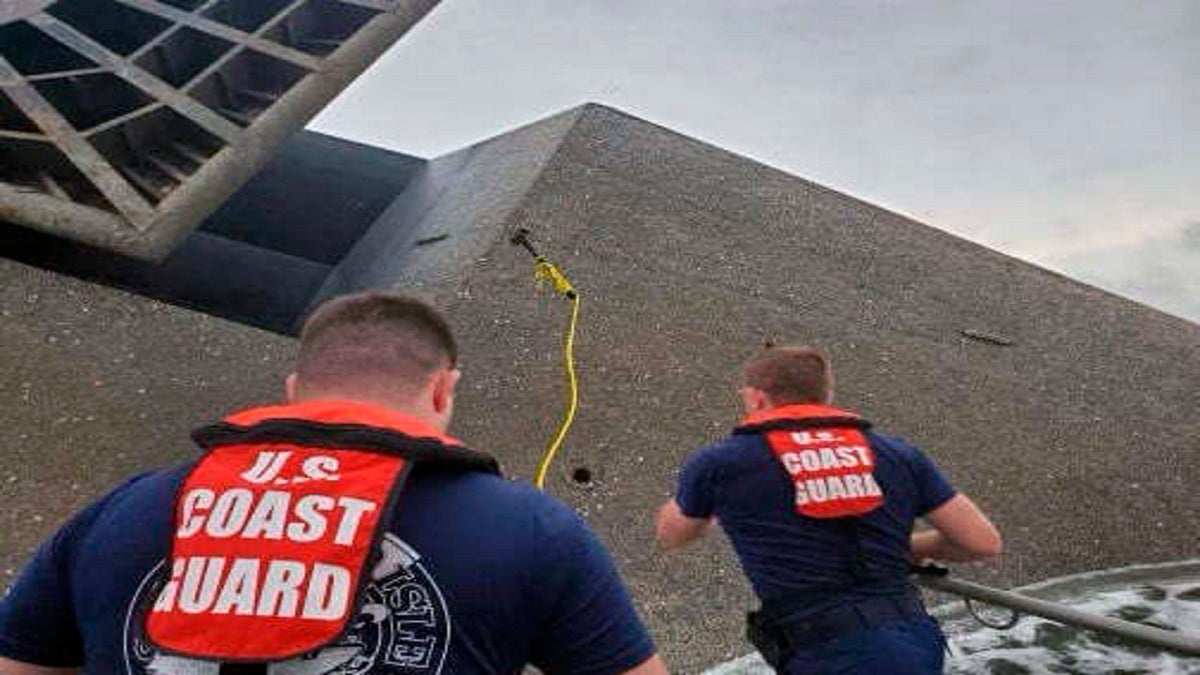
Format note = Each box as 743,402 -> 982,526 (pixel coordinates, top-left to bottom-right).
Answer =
0,465 -> 655,674
676,429 -> 956,620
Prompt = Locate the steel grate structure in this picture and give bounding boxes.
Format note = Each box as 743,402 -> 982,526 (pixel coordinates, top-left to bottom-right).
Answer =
0,0 -> 438,260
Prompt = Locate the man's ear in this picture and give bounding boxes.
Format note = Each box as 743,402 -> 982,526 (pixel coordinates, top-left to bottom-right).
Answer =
432,368 -> 461,414
285,373 -> 299,402
742,386 -> 772,413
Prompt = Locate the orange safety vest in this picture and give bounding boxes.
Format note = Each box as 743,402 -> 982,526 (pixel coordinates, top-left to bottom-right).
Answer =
145,400 -> 499,662
736,404 -> 884,519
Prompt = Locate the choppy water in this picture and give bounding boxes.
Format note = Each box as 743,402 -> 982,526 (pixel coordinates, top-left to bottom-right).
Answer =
704,561 -> 1200,675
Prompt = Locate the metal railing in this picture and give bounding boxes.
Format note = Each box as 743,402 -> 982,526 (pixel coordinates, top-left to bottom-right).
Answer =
913,565 -> 1200,658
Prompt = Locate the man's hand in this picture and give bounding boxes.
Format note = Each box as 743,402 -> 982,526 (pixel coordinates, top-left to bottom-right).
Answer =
911,493 -> 1002,562
655,500 -> 713,550
621,654 -> 669,674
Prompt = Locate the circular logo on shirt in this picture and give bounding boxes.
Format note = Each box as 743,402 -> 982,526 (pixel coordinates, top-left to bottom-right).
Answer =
122,534 -> 451,674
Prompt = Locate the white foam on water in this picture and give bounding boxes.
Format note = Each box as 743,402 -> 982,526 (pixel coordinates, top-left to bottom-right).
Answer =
702,561 -> 1200,674
943,581 -> 1200,674
703,653 -> 772,675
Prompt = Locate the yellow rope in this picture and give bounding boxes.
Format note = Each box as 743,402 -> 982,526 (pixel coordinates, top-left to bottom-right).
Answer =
533,258 -> 574,297
531,259 -> 580,490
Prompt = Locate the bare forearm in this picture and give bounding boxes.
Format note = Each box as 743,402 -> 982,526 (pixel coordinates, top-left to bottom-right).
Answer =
911,529 -> 993,562
915,494 -> 1003,562
0,656 -> 78,675
655,501 -> 712,550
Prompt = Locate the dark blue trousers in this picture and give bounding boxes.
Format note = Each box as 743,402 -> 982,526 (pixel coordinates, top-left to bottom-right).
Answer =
782,615 -> 945,675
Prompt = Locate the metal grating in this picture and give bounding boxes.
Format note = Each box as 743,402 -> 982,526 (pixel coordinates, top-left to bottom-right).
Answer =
0,0 -> 439,260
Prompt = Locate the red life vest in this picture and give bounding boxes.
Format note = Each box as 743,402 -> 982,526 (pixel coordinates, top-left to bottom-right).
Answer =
144,400 -> 499,662
735,404 -> 884,519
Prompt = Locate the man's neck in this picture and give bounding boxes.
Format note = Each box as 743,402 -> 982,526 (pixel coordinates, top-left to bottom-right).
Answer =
293,392 -> 443,432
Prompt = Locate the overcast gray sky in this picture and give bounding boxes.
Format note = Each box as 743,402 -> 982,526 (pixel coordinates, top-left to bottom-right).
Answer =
312,0 -> 1198,323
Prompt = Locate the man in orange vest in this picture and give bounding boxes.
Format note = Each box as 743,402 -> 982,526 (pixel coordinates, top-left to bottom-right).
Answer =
0,291 -> 667,675
656,346 -> 1001,674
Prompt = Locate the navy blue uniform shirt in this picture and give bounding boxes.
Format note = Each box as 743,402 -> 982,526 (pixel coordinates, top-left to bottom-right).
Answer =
676,428 -> 956,620
0,465 -> 655,674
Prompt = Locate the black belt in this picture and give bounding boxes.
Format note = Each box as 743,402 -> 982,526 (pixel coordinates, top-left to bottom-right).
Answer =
774,592 -> 928,648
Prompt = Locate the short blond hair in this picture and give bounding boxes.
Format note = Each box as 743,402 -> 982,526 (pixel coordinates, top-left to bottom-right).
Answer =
741,346 -> 832,404
297,292 -> 456,394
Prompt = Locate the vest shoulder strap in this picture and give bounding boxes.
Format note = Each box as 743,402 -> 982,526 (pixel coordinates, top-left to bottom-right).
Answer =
193,418 -> 501,476
735,415 -> 872,435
